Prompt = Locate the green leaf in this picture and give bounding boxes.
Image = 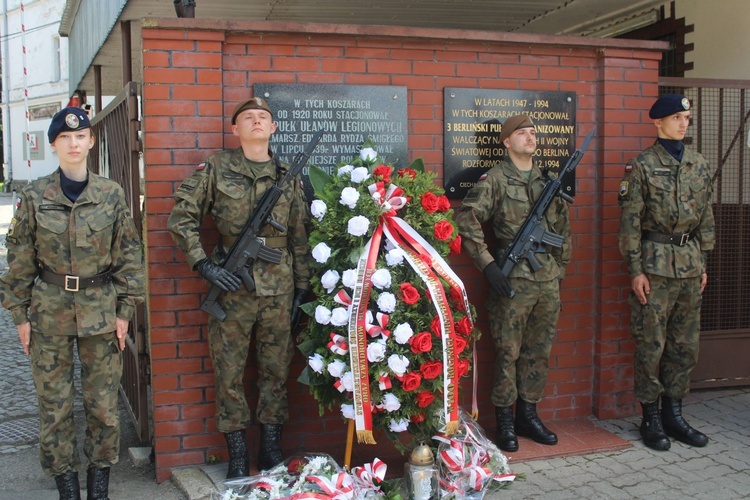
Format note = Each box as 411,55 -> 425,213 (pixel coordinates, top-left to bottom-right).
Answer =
297,338 -> 318,357
300,301 -> 317,317
407,157 -> 425,173
309,165 -> 333,196
297,365 -> 313,386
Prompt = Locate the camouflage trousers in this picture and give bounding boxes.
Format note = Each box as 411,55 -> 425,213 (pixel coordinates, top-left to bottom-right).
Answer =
30,332 -> 122,477
487,278 -> 560,407
629,274 -> 702,403
208,289 -> 294,432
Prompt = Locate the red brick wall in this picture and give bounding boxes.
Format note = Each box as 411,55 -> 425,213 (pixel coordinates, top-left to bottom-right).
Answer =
141,20 -> 664,481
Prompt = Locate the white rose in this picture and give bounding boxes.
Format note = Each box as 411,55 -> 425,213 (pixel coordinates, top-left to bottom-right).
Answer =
385,248 -> 406,266
308,353 -> 325,374
341,404 -> 355,420
339,187 -> 360,209
381,393 -> 402,412
320,270 -> 340,293
310,200 -> 327,221
350,167 -> 371,184
312,242 -> 332,264
370,268 -> 392,290
347,215 -> 370,237
367,339 -> 387,363
337,164 -> 354,177
327,359 -> 347,378
330,307 -> 350,326
340,371 -> 354,392
342,269 -> 358,289
314,305 -> 332,325
360,147 -> 377,162
387,354 -> 409,377
377,292 -> 397,313
389,418 -> 409,433
392,323 -> 414,345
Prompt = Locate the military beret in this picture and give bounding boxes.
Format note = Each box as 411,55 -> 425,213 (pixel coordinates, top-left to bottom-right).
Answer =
48,106 -> 91,143
649,94 -> 691,119
499,114 -> 535,143
231,97 -> 273,125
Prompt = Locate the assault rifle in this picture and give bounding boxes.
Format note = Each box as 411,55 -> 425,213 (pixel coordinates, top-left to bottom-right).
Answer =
496,129 -> 594,298
201,129 -> 324,320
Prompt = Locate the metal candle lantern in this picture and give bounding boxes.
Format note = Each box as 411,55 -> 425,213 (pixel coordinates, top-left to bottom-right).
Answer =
405,442 -> 438,500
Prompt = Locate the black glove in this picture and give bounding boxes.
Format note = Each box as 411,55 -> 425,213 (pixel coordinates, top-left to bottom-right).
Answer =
195,259 -> 242,292
483,261 -> 513,297
290,288 -> 310,331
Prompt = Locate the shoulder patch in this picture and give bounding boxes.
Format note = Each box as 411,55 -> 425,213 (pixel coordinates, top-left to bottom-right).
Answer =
619,180 -> 629,197
7,217 -> 16,237
479,173 -> 488,181
196,162 -> 206,171
15,197 -> 21,209
625,163 -> 633,173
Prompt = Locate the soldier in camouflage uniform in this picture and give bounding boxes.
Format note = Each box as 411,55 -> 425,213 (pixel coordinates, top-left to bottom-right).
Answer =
618,94 -> 715,451
0,107 -> 145,500
455,114 -> 571,452
167,97 -> 311,476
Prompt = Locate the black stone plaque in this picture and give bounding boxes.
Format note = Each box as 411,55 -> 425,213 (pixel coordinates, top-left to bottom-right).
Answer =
444,88 -> 577,199
254,84 -> 408,200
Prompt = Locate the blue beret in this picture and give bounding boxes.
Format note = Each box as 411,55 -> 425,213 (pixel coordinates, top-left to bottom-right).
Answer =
48,106 -> 91,143
649,94 -> 691,119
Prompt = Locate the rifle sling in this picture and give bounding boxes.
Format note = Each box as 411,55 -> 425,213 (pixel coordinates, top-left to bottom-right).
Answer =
221,235 -> 288,248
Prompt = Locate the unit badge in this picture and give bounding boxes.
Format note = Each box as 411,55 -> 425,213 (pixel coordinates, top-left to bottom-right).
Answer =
619,180 -> 629,197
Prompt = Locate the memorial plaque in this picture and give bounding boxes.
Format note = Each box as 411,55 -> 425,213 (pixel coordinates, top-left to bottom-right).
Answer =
254,84 -> 408,200
444,88 -> 577,199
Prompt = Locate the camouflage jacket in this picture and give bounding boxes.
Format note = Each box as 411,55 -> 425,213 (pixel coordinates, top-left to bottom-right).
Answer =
167,148 -> 311,296
0,169 -> 145,335
618,142 -> 715,278
455,158 -> 571,281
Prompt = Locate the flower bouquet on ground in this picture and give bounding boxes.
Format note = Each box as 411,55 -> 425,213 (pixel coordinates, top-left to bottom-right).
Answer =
213,454 -> 405,499
434,409 -> 517,499
297,139 -> 480,448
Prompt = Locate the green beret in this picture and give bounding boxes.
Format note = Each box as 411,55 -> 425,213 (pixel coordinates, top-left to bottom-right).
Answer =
231,97 -> 273,124
649,94 -> 691,119
499,114 -> 535,143
48,106 -> 91,143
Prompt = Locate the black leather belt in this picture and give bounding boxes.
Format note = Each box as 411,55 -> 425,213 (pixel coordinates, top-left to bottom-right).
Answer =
40,269 -> 112,292
642,230 -> 695,247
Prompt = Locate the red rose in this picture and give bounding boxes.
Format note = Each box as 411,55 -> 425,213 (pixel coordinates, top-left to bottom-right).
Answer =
410,331 -> 433,354
399,283 -> 421,305
456,358 -> 470,378
449,285 -> 463,304
449,235 -> 462,255
411,412 -> 426,423
434,220 -> 454,241
454,336 -> 468,354
398,168 -> 417,180
416,391 -> 435,408
420,360 -> 443,380
437,195 -> 451,212
420,192 -> 439,213
288,457 -> 307,474
400,371 -> 422,392
430,315 -> 442,338
455,316 -> 473,336
373,164 -> 393,182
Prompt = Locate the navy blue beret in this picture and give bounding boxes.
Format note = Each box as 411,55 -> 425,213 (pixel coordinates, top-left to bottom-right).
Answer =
649,94 -> 691,119
48,106 -> 91,143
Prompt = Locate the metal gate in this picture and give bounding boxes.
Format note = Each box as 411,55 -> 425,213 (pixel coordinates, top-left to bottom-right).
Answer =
89,82 -> 150,441
660,77 -> 750,389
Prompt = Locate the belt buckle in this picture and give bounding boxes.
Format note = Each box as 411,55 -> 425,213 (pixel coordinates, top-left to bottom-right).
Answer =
64,275 -> 80,292
679,233 -> 690,246
257,237 -> 266,245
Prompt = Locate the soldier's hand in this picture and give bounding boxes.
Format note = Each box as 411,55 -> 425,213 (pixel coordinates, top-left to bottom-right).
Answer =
195,259 -> 242,292
631,273 -> 650,305
17,322 -> 31,356
116,318 -> 129,351
700,273 -> 708,293
291,288 -> 310,331
483,262 -> 513,297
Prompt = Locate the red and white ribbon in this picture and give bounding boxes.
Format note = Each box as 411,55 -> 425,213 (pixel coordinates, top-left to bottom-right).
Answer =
328,333 -> 348,355
365,310 -> 391,338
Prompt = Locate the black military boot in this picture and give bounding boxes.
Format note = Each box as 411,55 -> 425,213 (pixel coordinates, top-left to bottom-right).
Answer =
86,466 -> 110,500
661,396 -> 709,447
515,399 -> 558,445
495,406 -> 519,452
54,471 -> 81,500
640,401 -> 671,451
224,430 -> 250,479
257,424 -> 284,471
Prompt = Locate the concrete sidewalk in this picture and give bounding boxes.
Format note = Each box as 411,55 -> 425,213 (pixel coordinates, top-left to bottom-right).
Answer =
1,192 -> 749,499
